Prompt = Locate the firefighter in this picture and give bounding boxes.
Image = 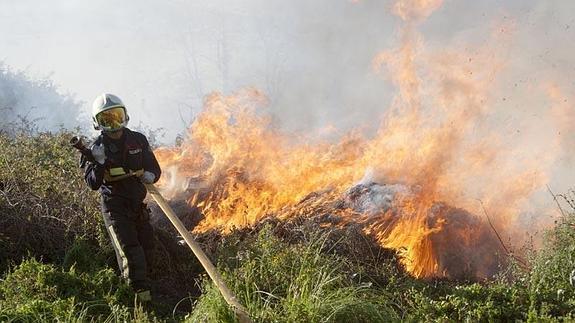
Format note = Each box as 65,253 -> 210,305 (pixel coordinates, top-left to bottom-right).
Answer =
83,93 -> 161,302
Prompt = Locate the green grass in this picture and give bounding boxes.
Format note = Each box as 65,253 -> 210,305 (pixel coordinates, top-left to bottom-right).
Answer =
188,227 -> 396,323
0,258 -> 148,322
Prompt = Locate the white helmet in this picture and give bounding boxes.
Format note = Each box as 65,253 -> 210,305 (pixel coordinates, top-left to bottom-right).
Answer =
91,93 -> 130,132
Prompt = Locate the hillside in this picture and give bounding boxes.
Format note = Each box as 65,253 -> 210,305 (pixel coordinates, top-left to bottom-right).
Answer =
2,0 -> 575,320
1,127 -> 575,322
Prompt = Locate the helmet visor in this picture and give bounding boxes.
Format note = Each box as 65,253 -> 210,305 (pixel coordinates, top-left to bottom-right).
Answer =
96,107 -> 126,131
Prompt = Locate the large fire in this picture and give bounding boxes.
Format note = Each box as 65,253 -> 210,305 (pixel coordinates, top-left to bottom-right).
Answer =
153,0 -> 567,278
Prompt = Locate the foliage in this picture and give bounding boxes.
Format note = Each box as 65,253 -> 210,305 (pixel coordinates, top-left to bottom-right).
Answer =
0,129 -> 105,271
526,205 -> 575,320
0,258 -> 158,322
0,127 -> 197,321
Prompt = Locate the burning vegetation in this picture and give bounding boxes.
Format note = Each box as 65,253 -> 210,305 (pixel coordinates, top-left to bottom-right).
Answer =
153,0 -> 570,280
2,0 -> 575,321
153,87 -> 509,279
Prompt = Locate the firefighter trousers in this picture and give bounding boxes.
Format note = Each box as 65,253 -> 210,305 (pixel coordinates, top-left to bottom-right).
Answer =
102,201 -> 155,291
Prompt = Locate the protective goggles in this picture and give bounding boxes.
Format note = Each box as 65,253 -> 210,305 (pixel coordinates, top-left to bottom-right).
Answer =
95,107 -> 127,131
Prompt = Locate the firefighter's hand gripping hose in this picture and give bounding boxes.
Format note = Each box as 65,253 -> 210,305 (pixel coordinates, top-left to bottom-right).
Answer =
144,184 -> 253,323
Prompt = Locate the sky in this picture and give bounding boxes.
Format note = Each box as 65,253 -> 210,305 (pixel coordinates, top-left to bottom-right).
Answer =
0,0 -> 573,140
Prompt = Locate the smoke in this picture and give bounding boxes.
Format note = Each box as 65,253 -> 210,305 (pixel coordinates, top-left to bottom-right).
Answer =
0,63 -> 84,132
378,0 -> 575,242
0,1 -> 571,139
0,6 -> 570,139
0,0 -> 399,138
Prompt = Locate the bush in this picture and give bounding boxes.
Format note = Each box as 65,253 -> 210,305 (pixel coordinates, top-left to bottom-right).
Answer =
0,130 -> 104,271
403,282 -> 528,322
527,206 -> 575,319
62,238 -> 108,273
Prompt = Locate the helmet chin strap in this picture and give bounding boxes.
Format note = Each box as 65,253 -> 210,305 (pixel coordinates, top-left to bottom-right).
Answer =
104,127 -> 124,133
103,128 -> 124,139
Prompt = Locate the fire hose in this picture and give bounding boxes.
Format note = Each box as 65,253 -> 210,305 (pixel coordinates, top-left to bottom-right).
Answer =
144,184 -> 252,323
70,136 -> 252,323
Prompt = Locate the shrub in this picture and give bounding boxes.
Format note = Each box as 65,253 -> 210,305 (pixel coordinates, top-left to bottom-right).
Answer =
403,282 -> 529,322
0,130 -> 104,271
527,206 -> 575,319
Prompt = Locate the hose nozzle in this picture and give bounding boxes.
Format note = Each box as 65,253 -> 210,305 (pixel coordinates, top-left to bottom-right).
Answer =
70,135 -> 94,164
70,136 -> 86,150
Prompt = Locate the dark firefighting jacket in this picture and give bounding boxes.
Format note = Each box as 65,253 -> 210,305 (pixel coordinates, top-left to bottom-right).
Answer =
84,128 -> 161,209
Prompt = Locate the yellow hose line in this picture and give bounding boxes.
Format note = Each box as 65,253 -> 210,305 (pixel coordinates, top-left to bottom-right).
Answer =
145,184 -> 252,323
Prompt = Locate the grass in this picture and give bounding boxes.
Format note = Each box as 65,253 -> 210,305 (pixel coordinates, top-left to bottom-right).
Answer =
188,227 -> 397,323
0,257 -> 144,322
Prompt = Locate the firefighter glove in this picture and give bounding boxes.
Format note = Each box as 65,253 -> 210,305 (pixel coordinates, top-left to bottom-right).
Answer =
141,171 -> 156,184
91,143 -> 106,165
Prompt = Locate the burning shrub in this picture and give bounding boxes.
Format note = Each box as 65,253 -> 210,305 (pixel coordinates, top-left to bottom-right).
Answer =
153,86 -> 543,280
400,197 -> 575,322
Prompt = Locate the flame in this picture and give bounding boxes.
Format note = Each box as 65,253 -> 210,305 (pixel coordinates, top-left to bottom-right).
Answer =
392,0 -> 444,23
154,3 -> 564,278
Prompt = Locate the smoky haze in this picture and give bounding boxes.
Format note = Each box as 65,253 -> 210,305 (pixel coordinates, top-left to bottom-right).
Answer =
0,1 -> 572,137
0,0 -> 398,138
0,63 -> 82,131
